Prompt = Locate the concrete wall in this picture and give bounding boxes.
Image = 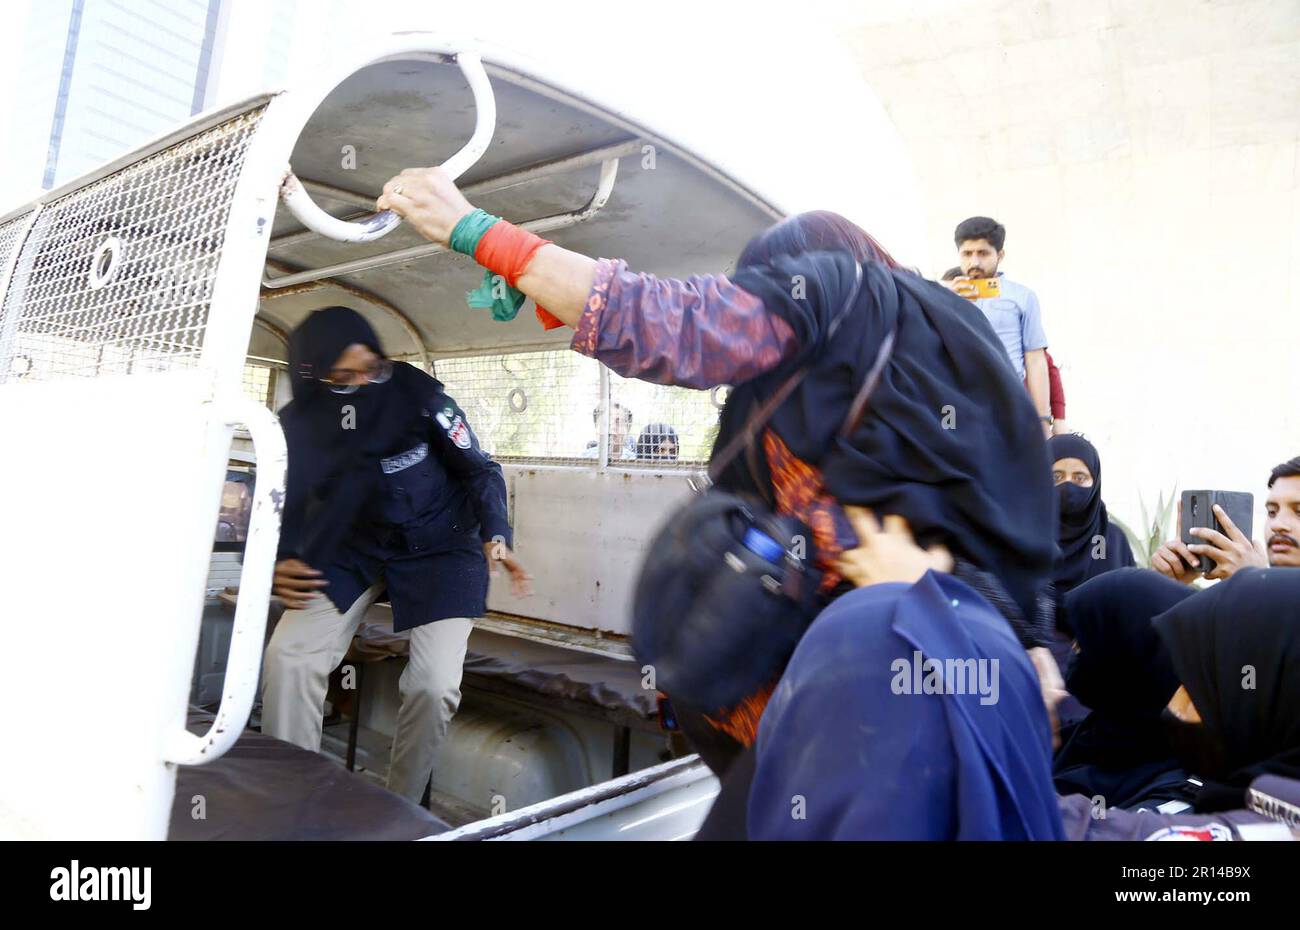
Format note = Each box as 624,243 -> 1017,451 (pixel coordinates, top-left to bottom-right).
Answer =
829,0 -> 1300,544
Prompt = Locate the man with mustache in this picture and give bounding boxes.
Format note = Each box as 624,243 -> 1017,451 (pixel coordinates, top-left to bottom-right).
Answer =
1152,457 -> 1300,582
941,216 -> 1053,438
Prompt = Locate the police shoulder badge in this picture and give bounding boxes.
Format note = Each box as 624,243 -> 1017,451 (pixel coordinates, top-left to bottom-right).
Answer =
434,409 -> 472,449
447,415 -> 472,450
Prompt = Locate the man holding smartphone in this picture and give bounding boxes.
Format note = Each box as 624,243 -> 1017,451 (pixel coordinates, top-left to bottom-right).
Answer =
1151,456 -> 1300,582
941,216 -> 1053,438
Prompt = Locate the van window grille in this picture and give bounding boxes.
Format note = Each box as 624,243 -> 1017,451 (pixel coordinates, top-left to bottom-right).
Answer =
609,371 -> 726,466
0,108 -> 265,385
0,212 -> 31,276
0,212 -> 34,377
434,350 -> 601,465
433,349 -> 722,468
240,362 -> 276,409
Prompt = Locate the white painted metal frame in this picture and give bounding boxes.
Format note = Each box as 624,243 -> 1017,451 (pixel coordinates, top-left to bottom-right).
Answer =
267,139 -> 642,254
425,754 -> 718,841
0,206 -> 43,375
278,52 -> 497,244
262,157 -> 620,289
166,395 -> 286,764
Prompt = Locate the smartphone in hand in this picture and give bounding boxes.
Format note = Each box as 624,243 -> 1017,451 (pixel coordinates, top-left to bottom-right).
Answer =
1179,490 -> 1253,575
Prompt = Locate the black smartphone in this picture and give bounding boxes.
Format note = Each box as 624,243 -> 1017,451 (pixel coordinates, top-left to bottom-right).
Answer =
1179,490 -> 1254,575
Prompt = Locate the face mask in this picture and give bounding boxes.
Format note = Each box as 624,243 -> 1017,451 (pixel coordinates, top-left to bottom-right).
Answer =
1057,482 -> 1092,518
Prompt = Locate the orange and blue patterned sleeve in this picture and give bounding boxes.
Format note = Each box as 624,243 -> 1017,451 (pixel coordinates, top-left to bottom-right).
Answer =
570,258 -> 797,389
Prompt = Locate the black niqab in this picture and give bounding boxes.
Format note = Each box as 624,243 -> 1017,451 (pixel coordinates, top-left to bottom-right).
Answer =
1153,567 -> 1300,811
1062,568 -> 1191,715
1048,434 -> 1132,597
723,250 -> 1056,623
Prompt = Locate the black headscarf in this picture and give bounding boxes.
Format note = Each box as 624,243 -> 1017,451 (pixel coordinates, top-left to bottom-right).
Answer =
1048,434 -> 1133,598
723,247 -> 1056,623
1053,569 -> 1195,808
1154,567 -> 1300,811
1063,569 -> 1190,714
279,306 -> 443,568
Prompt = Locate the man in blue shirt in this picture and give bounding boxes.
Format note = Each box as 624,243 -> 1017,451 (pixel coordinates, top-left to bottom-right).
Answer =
943,216 -> 1053,438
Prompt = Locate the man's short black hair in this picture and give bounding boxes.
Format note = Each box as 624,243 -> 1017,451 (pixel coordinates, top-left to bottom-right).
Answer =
1268,456 -> 1300,488
954,216 -> 1006,251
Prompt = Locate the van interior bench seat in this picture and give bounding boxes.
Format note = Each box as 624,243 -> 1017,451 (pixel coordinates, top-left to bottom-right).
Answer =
349,607 -> 656,722
215,592 -> 656,727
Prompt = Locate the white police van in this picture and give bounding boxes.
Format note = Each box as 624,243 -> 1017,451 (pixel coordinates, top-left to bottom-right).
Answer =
0,33 -> 920,840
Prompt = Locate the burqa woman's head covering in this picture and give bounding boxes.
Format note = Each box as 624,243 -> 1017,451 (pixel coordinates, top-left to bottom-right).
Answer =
737,209 -> 903,271
724,211 -> 1056,626
1061,568 -> 1192,716
747,572 -> 1065,839
1052,569 -> 1196,809
1154,567 -> 1300,811
286,304 -> 385,403
279,306 -> 441,568
1047,433 -> 1117,595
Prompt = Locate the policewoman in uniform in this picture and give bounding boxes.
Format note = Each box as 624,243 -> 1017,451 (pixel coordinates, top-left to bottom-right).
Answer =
262,306 -> 532,802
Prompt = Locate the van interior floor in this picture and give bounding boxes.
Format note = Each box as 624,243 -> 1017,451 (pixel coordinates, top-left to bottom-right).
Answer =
244,707 -> 484,828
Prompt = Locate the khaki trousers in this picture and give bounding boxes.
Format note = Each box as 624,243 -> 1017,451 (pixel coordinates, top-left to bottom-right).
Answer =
260,583 -> 474,803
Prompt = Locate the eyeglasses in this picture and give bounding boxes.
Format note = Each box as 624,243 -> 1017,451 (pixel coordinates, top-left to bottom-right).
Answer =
321,358 -> 393,394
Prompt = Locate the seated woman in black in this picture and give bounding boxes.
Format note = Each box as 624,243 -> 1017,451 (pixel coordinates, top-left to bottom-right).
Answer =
1052,569 -> 1194,809
1047,433 -> 1135,725
1059,567 -> 1300,838
1154,567 -> 1300,813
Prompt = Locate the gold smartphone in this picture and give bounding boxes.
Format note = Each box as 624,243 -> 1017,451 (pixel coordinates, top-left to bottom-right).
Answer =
968,276 -> 1001,298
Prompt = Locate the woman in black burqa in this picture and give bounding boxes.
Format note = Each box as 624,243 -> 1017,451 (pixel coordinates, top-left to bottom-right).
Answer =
1154,567 -> 1300,812
1044,433 -> 1135,726
1052,569 -> 1194,809
1048,433 -> 1135,599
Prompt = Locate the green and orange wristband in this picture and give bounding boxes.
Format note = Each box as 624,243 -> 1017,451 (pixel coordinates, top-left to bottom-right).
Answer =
449,209 -> 565,330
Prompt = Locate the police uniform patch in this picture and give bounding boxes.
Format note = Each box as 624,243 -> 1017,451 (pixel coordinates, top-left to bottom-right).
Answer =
381,442 -> 429,474
1144,824 -> 1233,842
447,415 -> 472,450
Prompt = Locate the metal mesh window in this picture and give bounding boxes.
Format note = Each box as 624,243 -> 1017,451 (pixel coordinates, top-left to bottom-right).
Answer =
0,212 -> 34,377
434,350 -> 602,464
0,212 -> 31,275
432,349 -> 723,468
609,373 -> 727,466
0,108 -> 265,385
240,362 -> 276,409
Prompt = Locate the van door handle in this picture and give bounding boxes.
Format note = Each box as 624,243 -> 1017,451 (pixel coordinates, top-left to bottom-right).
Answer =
278,51 -> 497,244
164,395 -> 287,766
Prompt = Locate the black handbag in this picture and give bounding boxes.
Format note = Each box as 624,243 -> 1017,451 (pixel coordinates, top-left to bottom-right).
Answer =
632,261 -> 898,712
